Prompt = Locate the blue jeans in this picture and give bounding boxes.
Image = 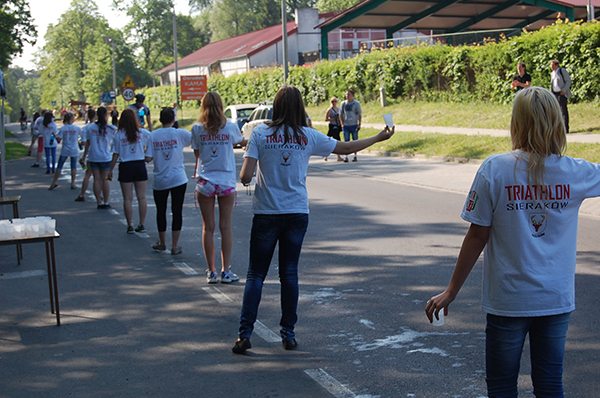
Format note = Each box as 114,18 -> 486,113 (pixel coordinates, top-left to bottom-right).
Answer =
343,125 -> 359,142
486,312 -> 571,398
238,213 -> 309,341
44,147 -> 56,172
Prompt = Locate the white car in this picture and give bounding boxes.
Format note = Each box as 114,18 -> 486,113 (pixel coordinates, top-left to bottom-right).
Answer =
241,104 -> 273,141
224,104 -> 258,130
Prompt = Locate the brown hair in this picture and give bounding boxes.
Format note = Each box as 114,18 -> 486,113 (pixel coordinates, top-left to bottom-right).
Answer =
118,108 -> 141,144
268,85 -> 307,145
199,92 -> 226,135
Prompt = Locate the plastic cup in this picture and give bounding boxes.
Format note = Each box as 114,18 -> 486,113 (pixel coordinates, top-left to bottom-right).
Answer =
46,219 -> 56,234
383,113 -> 394,128
13,224 -> 24,238
32,223 -> 40,237
0,225 -> 8,240
432,311 -> 444,326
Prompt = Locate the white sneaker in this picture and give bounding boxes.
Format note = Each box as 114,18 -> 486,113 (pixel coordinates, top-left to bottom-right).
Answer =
221,270 -> 239,283
206,270 -> 218,284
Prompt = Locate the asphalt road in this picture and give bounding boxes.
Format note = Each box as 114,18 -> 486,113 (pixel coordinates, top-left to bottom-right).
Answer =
1,141 -> 599,397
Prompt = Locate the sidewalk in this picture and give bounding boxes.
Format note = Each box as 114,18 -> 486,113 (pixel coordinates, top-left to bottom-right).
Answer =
313,121 -> 600,144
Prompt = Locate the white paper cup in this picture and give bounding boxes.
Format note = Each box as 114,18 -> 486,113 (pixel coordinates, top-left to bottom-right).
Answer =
432,311 -> 444,326
32,223 -> 40,236
46,219 -> 56,234
383,113 -> 394,128
13,224 -> 24,238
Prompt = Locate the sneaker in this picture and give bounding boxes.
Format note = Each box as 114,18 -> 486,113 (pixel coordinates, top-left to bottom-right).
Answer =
343,157 -> 348,163
352,156 -> 357,162
232,338 -> 252,354
104,203 -> 111,209
171,246 -> 182,255
45,170 -> 51,174
282,338 -> 297,351
135,224 -> 146,233
31,163 -> 39,168
74,195 -> 85,202
127,226 -> 134,234
206,270 -> 218,284
152,241 -> 166,251
221,270 -> 239,283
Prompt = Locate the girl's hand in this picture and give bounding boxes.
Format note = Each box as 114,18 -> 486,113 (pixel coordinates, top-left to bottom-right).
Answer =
424,291 -> 455,323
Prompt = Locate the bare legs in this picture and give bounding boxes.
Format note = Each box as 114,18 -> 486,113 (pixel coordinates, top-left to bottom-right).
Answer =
120,180 -> 148,227
92,169 -> 110,205
197,192 -> 235,273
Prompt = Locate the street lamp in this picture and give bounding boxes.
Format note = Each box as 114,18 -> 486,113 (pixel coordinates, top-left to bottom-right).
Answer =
101,34 -> 117,107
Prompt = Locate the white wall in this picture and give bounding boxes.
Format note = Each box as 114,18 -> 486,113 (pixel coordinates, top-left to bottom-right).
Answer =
220,57 -> 250,77
295,8 -> 321,54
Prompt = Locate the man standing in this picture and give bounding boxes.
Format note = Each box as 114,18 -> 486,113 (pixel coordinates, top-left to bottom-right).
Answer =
339,89 -> 362,162
128,93 -> 153,131
511,62 -> 531,91
550,60 -> 571,133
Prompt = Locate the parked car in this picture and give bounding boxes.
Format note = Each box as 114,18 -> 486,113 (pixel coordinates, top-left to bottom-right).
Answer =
224,104 -> 259,130
241,104 -> 273,141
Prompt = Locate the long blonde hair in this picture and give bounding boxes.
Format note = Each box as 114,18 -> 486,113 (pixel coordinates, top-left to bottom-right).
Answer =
510,87 -> 567,186
199,91 -> 227,135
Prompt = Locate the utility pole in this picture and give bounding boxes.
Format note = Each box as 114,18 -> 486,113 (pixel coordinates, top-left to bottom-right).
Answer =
281,0 -> 288,84
102,35 -> 117,108
173,5 -> 180,117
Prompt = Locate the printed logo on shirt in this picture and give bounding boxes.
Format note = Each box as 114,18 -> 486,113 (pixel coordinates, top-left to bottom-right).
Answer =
162,150 -> 171,161
129,144 -> 137,153
280,151 -> 292,166
529,211 -> 548,237
210,146 -> 218,157
465,190 -> 479,212
505,184 -> 570,211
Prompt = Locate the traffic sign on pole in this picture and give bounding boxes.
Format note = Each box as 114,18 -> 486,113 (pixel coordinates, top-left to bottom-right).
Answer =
122,88 -> 135,101
180,75 -> 207,101
122,76 -> 135,89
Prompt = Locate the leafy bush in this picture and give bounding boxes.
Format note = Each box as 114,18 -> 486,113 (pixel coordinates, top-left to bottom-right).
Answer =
143,21 -> 600,106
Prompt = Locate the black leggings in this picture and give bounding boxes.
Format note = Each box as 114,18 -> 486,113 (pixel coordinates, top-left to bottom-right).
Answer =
153,183 -> 187,232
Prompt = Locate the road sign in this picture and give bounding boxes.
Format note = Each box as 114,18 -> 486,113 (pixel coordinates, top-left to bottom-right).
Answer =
180,75 -> 207,101
122,88 -> 135,101
122,75 -> 135,89
51,101 -> 57,106
109,90 -> 117,98
100,93 -> 112,103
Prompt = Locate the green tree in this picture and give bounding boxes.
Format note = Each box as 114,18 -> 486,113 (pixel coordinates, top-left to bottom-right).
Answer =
1,0 -> 37,68
38,0 -> 110,104
315,0 -> 359,13
209,0 -> 280,42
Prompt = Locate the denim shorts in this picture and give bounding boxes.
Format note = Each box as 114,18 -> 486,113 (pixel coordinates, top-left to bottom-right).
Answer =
89,161 -> 112,171
56,155 -> 78,172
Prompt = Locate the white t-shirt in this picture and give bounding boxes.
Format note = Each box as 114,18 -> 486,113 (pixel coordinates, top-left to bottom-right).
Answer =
112,128 -> 152,162
56,124 -> 82,157
84,122 -> 117,163
244,124 -> 337,214
461,150 -> 600,317
191,121 -> 243,188
40,122 -> 58,148
33,117 -> 44,136
149,127 -> 192,191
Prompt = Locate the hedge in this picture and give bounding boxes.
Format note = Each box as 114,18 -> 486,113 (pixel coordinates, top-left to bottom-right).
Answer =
142,20 -> 600,107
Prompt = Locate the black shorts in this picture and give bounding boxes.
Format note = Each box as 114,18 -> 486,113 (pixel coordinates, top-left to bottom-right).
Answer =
118,160 -> 148,183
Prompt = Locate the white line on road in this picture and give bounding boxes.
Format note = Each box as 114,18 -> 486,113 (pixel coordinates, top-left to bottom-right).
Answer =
253,320 -> 281,342
304,369 -> 359,398
201,286 -> 233,303
174,262 -> 199,275
0,270 -> 46,279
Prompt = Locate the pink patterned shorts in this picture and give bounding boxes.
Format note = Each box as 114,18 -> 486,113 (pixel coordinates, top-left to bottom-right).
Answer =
195,178 -> 236,198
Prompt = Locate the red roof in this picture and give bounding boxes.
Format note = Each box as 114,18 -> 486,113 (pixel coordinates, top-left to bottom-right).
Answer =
155,21 -> 298,75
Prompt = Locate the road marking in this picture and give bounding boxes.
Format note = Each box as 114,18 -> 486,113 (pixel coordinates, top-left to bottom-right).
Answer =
201,286 -> 233,303
0,270 -> 46,279
174,262 -> 199,275
304,369 -> 358,398
253,320 -> 281,342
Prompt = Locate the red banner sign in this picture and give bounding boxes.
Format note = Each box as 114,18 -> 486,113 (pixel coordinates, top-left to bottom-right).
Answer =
181,75 -> 207,101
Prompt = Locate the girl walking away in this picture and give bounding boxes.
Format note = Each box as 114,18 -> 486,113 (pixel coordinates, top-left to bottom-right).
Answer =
109,108 -> 152,234
191,92 -> 247,284
324,96 -> 343,161
75,108 -> 97,202
232,85 -> 394,354
40,112 -> 58,174
148,108 -> 192,255
424,87 -> 600,397
49,112 -> 82,190
81,107 -> 117,209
